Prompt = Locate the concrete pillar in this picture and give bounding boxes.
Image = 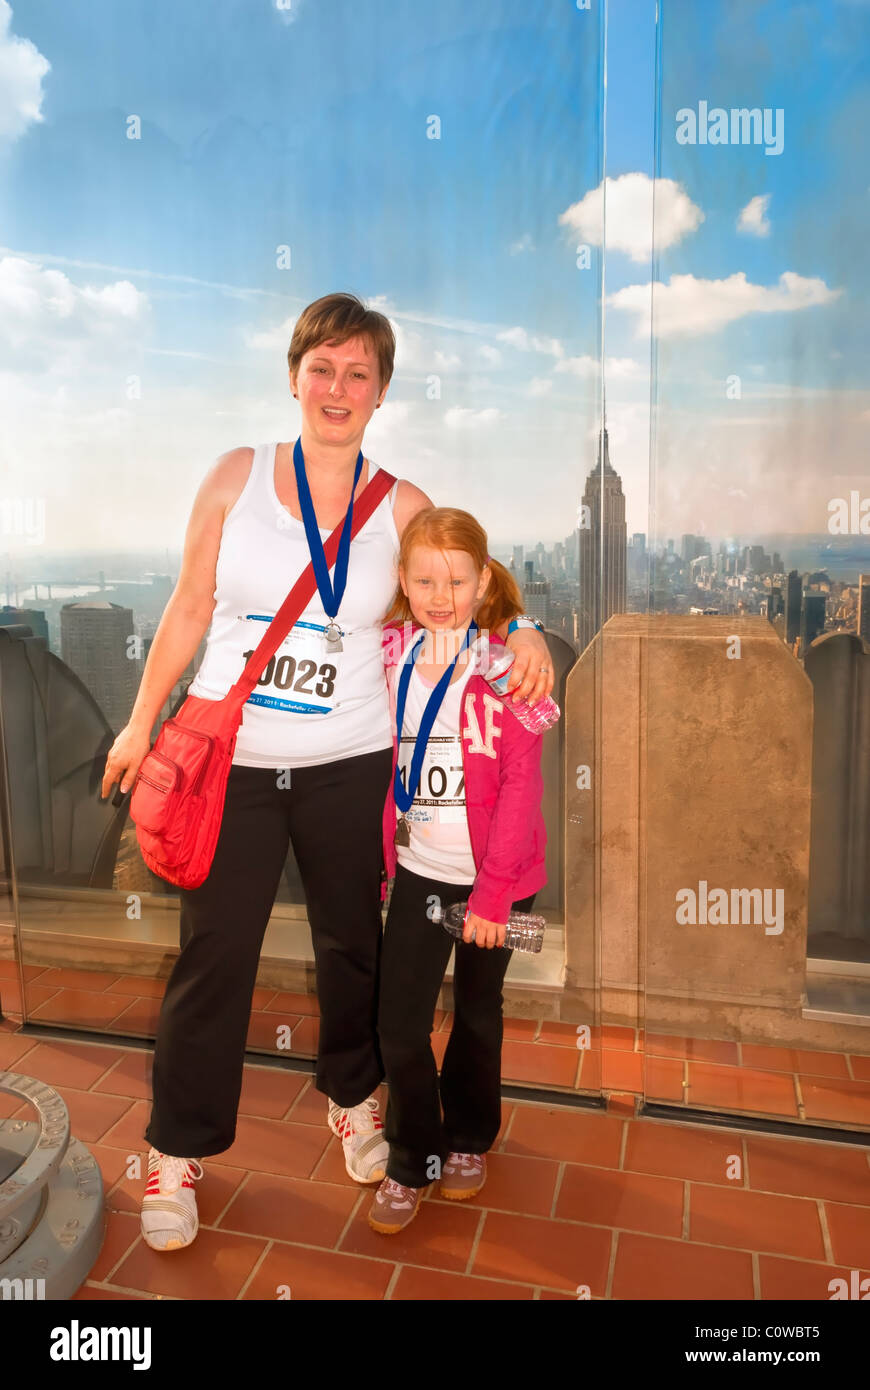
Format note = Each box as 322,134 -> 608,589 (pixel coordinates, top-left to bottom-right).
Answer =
564,614 -> 813,1031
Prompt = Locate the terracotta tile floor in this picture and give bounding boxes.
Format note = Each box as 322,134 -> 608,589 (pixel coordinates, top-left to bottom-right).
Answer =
3,962 -> 870,1129
1,1011 -> 868,1301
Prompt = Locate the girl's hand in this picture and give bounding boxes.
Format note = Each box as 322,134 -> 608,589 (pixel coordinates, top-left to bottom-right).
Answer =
503,627 -> 553,706
463,911 -> 507,949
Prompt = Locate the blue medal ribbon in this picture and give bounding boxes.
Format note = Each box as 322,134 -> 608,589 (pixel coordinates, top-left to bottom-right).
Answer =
394,619 -> 478,815
292,436 -> 363,624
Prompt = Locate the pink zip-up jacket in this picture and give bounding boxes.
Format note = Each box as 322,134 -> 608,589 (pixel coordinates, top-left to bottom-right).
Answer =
380,622 -> 548,925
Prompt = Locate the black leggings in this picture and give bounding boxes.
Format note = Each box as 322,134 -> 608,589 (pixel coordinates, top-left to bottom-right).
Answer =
144,747 -> 393,1158
378,860 -> 536,1188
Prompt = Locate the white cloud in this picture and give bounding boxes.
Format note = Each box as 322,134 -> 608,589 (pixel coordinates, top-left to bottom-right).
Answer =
495,326 -> 564,358
0,255 -> 150,370
554,354 -> 598,378
509,233 -> 534,255
0,1 -> 50,144
652,396 -> 870,536
528,377 -> 554,397
246,315 -> 296,352
553,354 -> 646,381
0,244 -> 284,300
361,399 -> 412,440
444,407 -> 503,429
274,0 -> 307,25
496,326 -> 529,351
386,319 -> 433,373
478,344 -> 502,367
737,193 -> 772,237
609,270 -> 842,340
434,349 -> 461,370
558,173 -> 704,264
606,355 -> 647,380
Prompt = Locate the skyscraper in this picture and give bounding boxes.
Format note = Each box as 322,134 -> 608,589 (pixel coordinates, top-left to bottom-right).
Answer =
681,534 -> 694,564
800,593 -> 827,656
749,545 -> 768,574
579,427 -> 627,652
785,570 -> 802,646
0,605 -> 49,643
628,533 -> 647,586
61,600 -> 138,735
858,574 -> 870,643
523,580 -> 550,627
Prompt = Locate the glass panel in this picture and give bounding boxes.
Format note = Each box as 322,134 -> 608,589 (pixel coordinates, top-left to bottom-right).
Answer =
642,0 -> 870,1130
0,2 -> 606,1106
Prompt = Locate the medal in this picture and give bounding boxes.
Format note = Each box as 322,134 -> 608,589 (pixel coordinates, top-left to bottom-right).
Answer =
393,620 -> 478,845
293,437 -> 362,650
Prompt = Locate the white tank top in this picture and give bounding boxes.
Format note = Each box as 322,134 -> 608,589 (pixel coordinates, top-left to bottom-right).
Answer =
188,441 -> 401,768
390,635 -> 481,884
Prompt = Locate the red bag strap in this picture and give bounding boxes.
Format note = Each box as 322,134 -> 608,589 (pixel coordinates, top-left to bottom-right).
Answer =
228,464 -> 397,708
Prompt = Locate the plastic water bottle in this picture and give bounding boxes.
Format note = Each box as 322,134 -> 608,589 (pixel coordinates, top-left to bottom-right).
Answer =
439,900 -> 547,953
482,651 -> 560,734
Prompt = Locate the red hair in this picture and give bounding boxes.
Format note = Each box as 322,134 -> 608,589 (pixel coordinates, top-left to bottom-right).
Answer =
381,506 -> 523,634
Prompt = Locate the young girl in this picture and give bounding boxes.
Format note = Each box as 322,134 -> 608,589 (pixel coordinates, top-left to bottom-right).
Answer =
370,506 -> 549,1233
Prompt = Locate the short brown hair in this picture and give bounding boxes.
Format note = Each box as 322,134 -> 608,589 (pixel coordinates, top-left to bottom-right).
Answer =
288,292 -> 395,392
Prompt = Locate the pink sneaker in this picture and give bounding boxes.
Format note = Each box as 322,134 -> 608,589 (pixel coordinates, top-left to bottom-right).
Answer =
439,1151 -> 486,1200
368,1177 -> 424,1234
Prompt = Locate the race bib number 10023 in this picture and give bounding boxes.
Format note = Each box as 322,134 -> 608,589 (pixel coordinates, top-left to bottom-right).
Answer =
239,615 -> 342,715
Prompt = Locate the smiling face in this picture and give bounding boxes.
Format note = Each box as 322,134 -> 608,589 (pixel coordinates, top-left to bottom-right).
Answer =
289,334 -> 388,447
399,544 -> 491,657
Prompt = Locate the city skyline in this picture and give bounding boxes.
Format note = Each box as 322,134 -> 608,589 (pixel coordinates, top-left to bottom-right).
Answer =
5,421 -> 869,733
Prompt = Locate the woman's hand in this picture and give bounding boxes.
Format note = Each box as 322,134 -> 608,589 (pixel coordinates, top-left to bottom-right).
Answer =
503,627 -> 553,706
99,724 -> 153,800
463,910 -> 507,949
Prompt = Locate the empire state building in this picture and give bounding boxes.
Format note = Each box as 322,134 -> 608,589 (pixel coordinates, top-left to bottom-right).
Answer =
579,427 -> 627,652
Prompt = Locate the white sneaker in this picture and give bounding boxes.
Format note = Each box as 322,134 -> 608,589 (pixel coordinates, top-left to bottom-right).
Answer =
327,1094 -> 389,1183
140,1147 -> 204,1251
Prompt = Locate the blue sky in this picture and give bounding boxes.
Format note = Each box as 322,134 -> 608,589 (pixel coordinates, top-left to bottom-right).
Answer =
0,0 -> 867,557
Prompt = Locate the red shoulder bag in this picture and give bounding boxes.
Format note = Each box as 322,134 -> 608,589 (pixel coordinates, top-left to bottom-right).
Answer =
129,465 -> 397,889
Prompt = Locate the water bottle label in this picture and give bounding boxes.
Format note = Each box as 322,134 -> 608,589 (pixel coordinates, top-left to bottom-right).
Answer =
484,653 -> 516,697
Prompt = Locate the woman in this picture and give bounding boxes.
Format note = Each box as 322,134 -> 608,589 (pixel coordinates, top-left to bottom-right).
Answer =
99,292 -> 554,1251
